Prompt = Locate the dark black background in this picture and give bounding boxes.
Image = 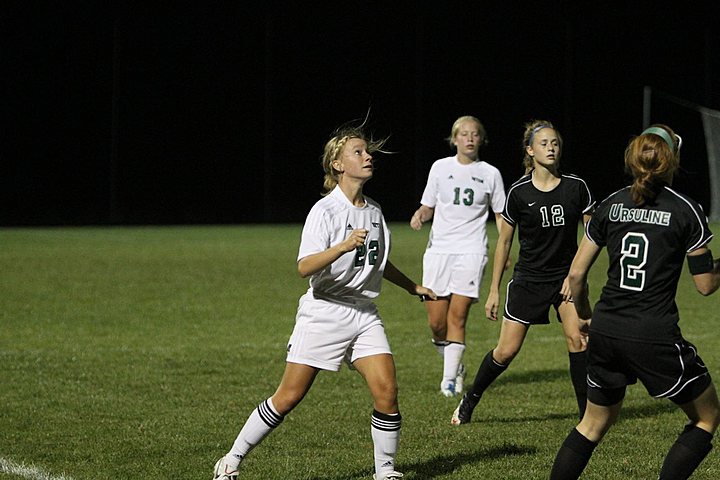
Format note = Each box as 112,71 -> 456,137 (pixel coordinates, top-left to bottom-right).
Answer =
2,1 -> 719,225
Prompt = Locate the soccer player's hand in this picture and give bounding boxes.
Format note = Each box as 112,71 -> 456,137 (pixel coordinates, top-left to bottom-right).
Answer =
560,277 -> 573,302
340,229 -> 369,253
410,213 -> 423,231
579,319 -> 590,348
416,285 -> 437,301
485,291 -> 500,321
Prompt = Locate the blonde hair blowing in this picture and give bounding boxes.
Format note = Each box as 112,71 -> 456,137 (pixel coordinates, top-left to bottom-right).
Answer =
320,122 -> 389,195
521,119 -> 562,174
624,123 -> 680,206
446,115 -> 488,149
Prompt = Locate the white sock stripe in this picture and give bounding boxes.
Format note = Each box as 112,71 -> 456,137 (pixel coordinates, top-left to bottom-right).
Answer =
372,422 -> 401,431
0,456 -> 75,480
258,400 -> 283,428
371,417 -> 402,431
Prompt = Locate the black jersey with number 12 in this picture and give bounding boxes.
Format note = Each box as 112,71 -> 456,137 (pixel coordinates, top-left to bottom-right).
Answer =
502,173 -> 595,282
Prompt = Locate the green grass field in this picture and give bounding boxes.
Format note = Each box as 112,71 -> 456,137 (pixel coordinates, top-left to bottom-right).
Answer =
1,223 -> 719,479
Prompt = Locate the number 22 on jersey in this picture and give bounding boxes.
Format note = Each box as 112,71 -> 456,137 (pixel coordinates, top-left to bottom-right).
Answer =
354,240 -> 379,267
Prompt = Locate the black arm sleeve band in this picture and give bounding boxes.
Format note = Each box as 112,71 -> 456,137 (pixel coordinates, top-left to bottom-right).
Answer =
688,249 -> 714,275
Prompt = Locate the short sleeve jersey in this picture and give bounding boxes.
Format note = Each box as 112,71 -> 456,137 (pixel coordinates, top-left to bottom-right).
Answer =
420,156 -> 506,254
503,172 -> 595,282
587,186 -> 713,343
297,186 -> 391,306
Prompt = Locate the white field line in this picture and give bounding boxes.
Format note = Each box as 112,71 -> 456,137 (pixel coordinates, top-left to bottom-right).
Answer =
0,457 -> 75,480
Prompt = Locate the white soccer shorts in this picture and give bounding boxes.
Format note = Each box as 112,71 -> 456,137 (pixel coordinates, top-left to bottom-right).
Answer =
422,252 -> 487,299
285,293 -> 392,371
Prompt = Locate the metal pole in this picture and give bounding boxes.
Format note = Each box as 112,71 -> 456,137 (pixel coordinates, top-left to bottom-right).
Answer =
642,85 -> 652,130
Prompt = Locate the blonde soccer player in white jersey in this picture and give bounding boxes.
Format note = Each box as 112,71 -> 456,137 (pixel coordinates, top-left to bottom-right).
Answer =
212,119 -> 435,480
410,116 -> 506,397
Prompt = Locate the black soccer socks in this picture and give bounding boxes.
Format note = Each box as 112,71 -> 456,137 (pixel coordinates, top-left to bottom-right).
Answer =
550,428 -> 597,480
659,424 -> 713,479
466,349 -> 507,400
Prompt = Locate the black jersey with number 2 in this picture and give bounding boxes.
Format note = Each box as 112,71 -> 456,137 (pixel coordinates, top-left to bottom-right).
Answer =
503,172 -> 595,282
587,186 -> 713,343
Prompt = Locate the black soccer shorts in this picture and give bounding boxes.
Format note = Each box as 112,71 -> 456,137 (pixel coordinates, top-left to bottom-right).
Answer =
503,277 -> 565,325
586,331 -> 711,406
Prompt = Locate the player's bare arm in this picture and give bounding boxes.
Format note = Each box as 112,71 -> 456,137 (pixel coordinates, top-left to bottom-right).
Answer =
495,213 -> 513,270
383,260 -> 437,300
688,247 -> 720,296
410,205 -> 434,231
560,214 -> 594,303
298,228 -> 368,278
485,218 -> 514,321
567,235 -> 601,320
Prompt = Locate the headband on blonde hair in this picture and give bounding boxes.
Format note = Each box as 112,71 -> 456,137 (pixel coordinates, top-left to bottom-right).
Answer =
641,126 -> 677,152
527,124 -> 551,146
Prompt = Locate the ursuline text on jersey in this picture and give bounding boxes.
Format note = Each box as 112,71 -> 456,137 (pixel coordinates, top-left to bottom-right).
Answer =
608,203 -> 671,226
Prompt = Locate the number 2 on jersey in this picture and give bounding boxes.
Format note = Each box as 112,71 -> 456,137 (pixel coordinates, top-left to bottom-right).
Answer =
620,232 -> 648,291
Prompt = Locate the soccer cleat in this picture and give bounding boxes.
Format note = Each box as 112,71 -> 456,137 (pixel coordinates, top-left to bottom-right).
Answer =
451,393 -> 477,425
373,471 -> 404,479
213,456 -> 239,480
455,363 -> 466,395
440,379 -> 456,397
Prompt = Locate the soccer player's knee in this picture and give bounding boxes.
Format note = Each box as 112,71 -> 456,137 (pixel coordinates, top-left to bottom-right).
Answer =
493,346 -> 517,365
271,394 -> 301,415
566,333 -> 586,351
428,314 -> 447,332
449,315 -> 467,329
372,383 -> 398,409
429,322 -> 446,337
382,381 -> 399,401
